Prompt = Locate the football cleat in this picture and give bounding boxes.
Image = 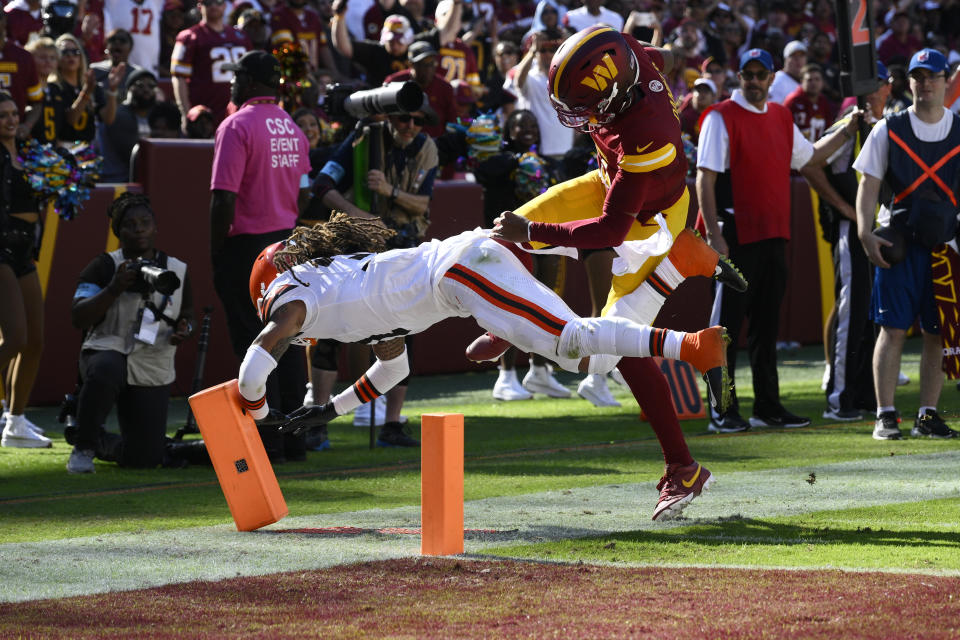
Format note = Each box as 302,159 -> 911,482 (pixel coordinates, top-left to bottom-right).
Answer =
669,229 -> 748,293
652,461 -> 714,521
466,332 -> 513,362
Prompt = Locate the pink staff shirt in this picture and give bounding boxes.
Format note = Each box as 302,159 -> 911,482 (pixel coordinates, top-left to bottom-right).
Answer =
210,97 -> 310,236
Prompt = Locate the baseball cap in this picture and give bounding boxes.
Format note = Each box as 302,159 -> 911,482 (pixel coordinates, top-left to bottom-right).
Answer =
908,48 -> 948,74
739,48 -> 774,71
693,77 -> 717,94
187,104 -> 213,122
876,60 -> 889,81
222,50 -> 281,88
126,68 -> 157,88
408,41 -> 438,63
783,40 -> 808,59
380,14 -> 413,47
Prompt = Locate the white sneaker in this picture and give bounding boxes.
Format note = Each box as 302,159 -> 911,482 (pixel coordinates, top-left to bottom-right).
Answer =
493,368 -> 533,401
302,382 -> 316,407
23,415 -> 45,435
577,374 -> 621,407
352,397 -> 406,426
609,367 -> 626,386
897,371 -> 910,386
353,397 -> 385,426
522,364 -> 571,398
821,363 -> 831,391
1,414 -> 52,448
66,447 -> 95,473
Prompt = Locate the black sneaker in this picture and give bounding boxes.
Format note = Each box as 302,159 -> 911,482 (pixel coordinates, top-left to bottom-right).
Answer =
708,410 -> 750,433
873,411 -> 902,440
750,409 -> 811,428
305,425 -> 331,451
376,422 -> 420,448
911,410 -> 958,439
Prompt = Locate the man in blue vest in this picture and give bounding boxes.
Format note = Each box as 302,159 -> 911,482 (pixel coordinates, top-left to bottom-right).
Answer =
854,48 -> 960,441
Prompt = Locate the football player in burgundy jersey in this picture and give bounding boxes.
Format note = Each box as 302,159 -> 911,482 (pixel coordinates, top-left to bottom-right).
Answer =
171,0 -> 250,128
483,25 -> 748,519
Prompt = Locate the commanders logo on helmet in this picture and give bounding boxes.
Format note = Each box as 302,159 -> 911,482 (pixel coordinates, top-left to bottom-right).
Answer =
548,25 -> 639,131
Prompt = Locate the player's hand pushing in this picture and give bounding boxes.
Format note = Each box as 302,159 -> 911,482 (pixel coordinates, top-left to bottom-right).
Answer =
491,211 -> 530,244
279,403 -> 338,435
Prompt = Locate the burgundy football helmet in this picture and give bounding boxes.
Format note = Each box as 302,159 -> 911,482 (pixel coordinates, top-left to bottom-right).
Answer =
548,25 -> 640,131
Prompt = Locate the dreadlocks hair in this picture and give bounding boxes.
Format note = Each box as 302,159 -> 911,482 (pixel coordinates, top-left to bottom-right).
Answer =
274,212 -> 396,272
108,192 -> 153,236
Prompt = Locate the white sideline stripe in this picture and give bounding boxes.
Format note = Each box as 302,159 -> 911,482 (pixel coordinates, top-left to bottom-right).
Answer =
1,451 -> 959,602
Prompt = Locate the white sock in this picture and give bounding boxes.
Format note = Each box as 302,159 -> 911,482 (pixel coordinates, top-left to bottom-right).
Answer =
559,317 -> 685,361
877,406 -> 896,417
918,406 -> 936,417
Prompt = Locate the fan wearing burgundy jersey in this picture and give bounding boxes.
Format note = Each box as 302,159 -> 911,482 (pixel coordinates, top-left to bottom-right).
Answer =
171,0 -> 250,128
782,63 -> 835,143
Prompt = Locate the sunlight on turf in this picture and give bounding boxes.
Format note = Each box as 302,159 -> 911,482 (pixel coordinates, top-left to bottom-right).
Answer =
485,497 -> 960,572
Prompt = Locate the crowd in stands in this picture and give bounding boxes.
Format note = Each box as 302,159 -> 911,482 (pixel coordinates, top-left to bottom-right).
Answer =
3,0 -> 960,461
2,0 -> 957,181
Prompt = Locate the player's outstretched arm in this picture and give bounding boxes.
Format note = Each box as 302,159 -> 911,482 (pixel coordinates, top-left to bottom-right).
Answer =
237,301 -> 307,421
280,338 -> 409,435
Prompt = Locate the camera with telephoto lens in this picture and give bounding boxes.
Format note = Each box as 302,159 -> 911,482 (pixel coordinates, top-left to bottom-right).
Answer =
129,258 -> 181,296
322,81 -> 425,122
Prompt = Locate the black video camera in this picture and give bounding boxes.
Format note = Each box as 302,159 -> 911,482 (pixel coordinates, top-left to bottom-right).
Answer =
130,258 -> 181,296
323,81 -> 425,121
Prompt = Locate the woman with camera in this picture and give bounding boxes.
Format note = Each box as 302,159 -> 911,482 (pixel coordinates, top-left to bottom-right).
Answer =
0,91 -> 52,448
65,193 -> 194,473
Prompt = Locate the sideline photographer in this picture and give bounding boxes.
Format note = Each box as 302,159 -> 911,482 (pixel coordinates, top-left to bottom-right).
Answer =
66,192 -> 194,473
315,82 -> 439,248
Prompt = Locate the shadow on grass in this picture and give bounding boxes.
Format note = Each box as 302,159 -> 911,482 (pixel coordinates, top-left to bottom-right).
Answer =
606,517 -> 960,549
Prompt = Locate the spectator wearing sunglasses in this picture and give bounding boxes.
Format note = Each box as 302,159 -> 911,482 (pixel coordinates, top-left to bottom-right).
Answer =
53,33 -> 121,144
695,48 -> 860,433
384,41 -> 456,139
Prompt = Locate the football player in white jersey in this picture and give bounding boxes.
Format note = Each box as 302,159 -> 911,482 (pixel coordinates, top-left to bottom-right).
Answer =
103,0 -> 165,74
236,215 -> 729,518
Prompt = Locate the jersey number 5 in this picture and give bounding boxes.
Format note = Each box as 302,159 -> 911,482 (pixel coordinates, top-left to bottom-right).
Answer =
211,47 -> 249,83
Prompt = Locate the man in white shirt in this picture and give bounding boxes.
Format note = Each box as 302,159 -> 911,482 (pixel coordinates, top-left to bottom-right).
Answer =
564,0 -> 624,33
767,39 -> 806,104
103,0 -> 165,74
502,31 -> 573,159
853,48 -> 960,442
696,47 -> 858,433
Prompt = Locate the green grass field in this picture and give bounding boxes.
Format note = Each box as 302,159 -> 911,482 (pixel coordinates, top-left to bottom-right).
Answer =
2,338 -> 960,637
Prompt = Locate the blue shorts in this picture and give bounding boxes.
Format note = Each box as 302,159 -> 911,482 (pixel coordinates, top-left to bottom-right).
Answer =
870,242 -> 939,332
